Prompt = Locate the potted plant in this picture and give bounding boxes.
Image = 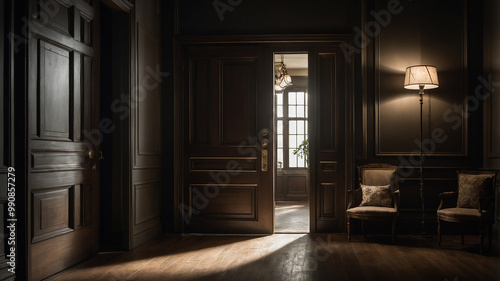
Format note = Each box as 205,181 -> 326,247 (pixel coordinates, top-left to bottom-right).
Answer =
293,139 -> 309,166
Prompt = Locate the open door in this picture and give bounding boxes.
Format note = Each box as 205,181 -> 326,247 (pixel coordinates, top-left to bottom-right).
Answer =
310,45 -> 351,233
180,45 -> 274,234
27,0 -> 100,279
176,36 -> 353,234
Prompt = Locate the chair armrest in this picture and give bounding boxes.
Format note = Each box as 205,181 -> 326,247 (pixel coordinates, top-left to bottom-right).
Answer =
437,191 -> 458,210
392,190 -> 400,211
438,191 -> 458,198
347,188 -> 361,209
479,196 -> 493,212
347,188 -> 361,193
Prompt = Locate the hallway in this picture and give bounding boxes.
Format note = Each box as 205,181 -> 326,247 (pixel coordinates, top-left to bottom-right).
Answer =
46,234 -> 500,281
275,201 -> 309,233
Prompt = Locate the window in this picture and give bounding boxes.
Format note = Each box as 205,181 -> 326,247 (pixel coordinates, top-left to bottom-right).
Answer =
276,88 -> 308,168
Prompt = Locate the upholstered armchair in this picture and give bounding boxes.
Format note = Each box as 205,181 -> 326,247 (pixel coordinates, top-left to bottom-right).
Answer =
437,170 -> 496,254
346,163 -> 399,243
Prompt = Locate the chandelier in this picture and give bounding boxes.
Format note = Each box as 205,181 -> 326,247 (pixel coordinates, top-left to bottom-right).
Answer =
275,54 -> 292,91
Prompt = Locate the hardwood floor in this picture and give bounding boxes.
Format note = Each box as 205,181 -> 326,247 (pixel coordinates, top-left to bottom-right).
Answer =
275,201 -> 309,233
45,234 -> 500,281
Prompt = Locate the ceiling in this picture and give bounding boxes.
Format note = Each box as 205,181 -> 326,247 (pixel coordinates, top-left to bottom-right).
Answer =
274,54 -> 308,70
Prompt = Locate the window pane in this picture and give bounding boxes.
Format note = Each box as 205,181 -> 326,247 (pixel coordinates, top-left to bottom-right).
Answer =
277,120 -> 283,134
289,135 -> 297,149
297,106 -> 305,118
277,149 -> 283,167
289,121 -> 296,134
298,156 -> 305,168
289,92 -> 296,105
277,105 -> 283,118
297,120 -> 305,134
288,105 -> 296,117
289,150 -> 297,167
297,134 -> 305,145
278,135 -> 283,148
277,93 -> 283,105
297,92 -> 305,105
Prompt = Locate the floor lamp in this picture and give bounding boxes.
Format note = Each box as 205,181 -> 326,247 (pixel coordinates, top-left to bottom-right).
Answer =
403,65 -> 439,237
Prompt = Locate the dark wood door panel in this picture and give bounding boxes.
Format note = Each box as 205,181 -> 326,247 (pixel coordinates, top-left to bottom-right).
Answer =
182,45 -> 273,234
313,47 -> 348,233
220,58 -> 258,145
27,0 -> 99,279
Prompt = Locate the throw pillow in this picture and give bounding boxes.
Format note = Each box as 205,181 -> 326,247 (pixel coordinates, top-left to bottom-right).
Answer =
456,174 -> 494,209
360,184 -> 392,207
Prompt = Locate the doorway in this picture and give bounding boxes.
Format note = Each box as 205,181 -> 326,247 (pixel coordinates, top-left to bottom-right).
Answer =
176,35 -> 353,234
274,53 -> 310,233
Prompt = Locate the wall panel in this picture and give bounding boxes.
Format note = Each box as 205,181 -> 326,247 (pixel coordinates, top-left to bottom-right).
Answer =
375,0 -> 467,156
131,0 -> 163,247
484,0 -> 500,235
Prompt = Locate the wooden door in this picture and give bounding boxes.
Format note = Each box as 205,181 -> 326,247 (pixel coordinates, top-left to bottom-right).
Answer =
180,45 -> 274,234
27,0 -> 99,279
310,45 -> 351,233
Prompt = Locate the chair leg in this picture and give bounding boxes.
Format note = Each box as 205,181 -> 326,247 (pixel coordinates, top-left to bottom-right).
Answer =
347,217 -> 351,242
480,222 -> 484,255
461,224 -> 464,245
362,220 -> 366,239
488,223 -> 493,249
437,219 -> 442,247
392,217 -> 397,244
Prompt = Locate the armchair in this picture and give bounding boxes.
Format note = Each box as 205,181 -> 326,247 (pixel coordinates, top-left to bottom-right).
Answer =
346,163 -> 399,243
437,170 -> 496,254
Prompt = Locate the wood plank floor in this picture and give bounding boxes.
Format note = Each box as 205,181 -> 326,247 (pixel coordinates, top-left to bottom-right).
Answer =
275,201 -> 309,233
45,234 -> 500,281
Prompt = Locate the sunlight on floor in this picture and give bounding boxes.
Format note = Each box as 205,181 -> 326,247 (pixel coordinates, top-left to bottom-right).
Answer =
275,201 -> 309,233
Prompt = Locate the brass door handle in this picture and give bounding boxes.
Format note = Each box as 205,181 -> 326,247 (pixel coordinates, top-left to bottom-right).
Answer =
262,150 -> 268,172
261,139 -> 269,148
89,149 -> 95,159
99,151 -> 104,160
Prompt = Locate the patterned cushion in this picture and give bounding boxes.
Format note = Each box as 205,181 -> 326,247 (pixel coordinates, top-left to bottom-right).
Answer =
456,174 -> 494,209
360,184 -> 392,207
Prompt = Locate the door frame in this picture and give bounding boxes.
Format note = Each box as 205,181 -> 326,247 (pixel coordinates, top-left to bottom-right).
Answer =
173,35 -> 354,233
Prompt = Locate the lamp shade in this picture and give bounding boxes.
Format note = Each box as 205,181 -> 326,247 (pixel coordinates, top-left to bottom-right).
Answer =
404,65 -> 439,90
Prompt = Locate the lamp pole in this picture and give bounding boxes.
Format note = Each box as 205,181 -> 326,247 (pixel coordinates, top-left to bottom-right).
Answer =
404,65 -> 438,238
418,85 -> 427,235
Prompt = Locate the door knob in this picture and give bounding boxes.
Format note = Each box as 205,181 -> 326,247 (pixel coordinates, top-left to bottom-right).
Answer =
89,149 -> 95,159
261,128 -> 269,137
261,139 -> 269,148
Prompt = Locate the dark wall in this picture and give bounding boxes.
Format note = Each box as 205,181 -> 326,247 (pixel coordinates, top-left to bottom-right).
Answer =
179,0 -> 354,35
1,1 -> 16,279
357,0 -> 484,233
161,0 -> 176,232
483,0 -> 500,235
163,0 -> 485,233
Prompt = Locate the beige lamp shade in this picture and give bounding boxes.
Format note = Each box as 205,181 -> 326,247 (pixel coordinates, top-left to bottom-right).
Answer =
404,65 -> 439,90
